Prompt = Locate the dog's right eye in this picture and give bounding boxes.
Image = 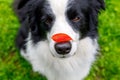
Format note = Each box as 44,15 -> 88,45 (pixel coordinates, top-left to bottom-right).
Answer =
72,16 -> 80,22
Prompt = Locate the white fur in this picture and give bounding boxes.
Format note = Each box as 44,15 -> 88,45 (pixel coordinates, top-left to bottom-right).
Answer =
47,0 -> 79,58
21,36 -> 98,80
47,0 -> 77,40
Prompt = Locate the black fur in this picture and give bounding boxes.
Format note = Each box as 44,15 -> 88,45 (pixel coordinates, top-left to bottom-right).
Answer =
14,0 -> 105,50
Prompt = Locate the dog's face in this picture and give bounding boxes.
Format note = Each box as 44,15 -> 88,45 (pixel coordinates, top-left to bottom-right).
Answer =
15,0 -> 104,58
32,0 -> 89,58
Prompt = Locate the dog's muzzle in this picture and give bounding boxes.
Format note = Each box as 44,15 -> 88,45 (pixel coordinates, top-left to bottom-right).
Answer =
51,33 -> 73,57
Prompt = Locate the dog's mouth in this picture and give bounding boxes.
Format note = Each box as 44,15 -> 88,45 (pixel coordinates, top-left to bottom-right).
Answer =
49,33 -> 78,58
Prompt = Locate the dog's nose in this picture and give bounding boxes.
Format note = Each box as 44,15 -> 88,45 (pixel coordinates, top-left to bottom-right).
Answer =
55,42 -> 71,55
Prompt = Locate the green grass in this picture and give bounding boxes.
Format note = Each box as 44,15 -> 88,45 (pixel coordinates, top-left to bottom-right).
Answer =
0,0 -> 120,80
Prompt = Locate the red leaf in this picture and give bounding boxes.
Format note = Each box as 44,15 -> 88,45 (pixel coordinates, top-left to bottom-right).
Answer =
52,33 -> 72,42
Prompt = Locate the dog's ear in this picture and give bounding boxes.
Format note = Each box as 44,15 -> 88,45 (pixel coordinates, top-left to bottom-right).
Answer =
88,0 -> 105,38
98,0 -> 105,10
14,0 -> 30,9
94,0 -> 105,12
13,0 -> 30,22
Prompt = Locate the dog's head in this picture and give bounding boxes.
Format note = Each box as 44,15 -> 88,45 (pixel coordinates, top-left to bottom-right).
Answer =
14,0 -> 105,58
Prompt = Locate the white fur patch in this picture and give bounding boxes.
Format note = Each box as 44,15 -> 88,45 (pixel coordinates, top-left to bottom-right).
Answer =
47,0 -> 77,40
21,36 -> 98,80
47,0 -> 79,57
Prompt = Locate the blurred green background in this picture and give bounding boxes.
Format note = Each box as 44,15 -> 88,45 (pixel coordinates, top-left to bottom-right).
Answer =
0,0 -> 120,80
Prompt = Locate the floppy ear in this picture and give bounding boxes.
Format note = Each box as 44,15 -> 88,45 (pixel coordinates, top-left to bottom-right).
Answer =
88,0 -> 105,38
93,0 -> 105,13
13,0 -> 30,22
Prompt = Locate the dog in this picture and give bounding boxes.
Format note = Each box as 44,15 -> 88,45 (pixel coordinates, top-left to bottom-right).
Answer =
14,0 -> 105,80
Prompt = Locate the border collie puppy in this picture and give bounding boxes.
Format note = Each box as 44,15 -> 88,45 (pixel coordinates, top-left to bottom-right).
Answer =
14,0 -> 105,80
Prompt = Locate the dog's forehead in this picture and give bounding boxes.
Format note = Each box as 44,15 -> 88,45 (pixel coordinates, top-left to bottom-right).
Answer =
47,0 -> 70,15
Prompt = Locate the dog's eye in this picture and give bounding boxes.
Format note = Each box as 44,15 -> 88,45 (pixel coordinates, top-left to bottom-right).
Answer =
72,17 -> 80,22
45,17 -> 53,25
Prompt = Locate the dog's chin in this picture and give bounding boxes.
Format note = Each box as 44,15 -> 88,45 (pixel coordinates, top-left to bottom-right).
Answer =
51,52 -> 76,58
49,41 -> 78,58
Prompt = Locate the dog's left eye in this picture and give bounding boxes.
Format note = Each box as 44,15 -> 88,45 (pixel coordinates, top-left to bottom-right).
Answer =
45,17 -> 53,25
72,16 -> 80,22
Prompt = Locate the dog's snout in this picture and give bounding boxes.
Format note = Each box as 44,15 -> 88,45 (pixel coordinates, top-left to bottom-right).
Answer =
55,42 -> 71,55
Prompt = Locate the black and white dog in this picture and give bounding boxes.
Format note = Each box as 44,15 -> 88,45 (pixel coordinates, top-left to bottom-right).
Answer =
14,0 -> 105,80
